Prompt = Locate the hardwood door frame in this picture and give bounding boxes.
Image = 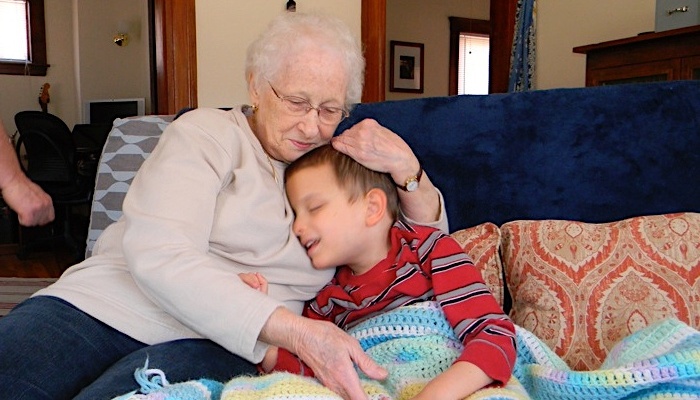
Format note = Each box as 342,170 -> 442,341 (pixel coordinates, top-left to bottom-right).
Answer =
361,0 -> 387,103
152,0 -> 516,109
489,0 -> 516,94
151,0 -> 197,115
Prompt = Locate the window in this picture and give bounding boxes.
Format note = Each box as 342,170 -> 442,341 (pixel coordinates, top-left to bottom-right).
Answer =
0,0 -> 48,76
0,0 -> 28,60
448,17 -> 490,95
458,33 -> 490,95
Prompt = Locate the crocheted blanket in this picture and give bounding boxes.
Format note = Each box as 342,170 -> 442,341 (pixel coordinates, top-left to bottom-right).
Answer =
113,302 -> 700,400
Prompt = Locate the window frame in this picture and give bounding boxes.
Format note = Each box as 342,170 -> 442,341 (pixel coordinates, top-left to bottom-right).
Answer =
0,0 -> 48,76
448,17 -> 490,95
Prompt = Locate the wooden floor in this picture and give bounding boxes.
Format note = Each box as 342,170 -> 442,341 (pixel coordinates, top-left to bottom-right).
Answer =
0,242 -> 76,278
0,211 -> 87,278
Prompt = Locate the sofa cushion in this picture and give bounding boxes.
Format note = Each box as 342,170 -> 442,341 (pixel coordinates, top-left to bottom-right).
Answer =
501,213 -> 700,371
450,222 -> 504,309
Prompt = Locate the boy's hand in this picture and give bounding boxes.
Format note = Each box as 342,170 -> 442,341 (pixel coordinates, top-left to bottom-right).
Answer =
260,345 -> 279,373
238,272 -> 268,294
410,361 -> 492,400
239,272 -> 276,372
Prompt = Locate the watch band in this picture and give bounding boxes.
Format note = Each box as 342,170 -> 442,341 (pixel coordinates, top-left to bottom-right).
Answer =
395,167 -> 423,192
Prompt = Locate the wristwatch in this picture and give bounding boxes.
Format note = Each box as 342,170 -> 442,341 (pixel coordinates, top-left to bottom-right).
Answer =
396,167 -> 423,192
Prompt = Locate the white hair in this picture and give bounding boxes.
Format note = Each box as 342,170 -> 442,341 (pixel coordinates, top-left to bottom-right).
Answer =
245,12 -> 365,105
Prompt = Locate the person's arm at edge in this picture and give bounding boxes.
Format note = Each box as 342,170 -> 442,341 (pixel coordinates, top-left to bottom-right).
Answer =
0,119 -> 54,226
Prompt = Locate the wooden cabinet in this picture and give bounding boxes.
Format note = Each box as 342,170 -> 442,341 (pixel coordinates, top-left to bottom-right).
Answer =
684,55 -> 700,80
573,25 -> 700,86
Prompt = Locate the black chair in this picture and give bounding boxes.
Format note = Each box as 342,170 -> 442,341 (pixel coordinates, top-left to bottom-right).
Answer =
14,111 -> 94,261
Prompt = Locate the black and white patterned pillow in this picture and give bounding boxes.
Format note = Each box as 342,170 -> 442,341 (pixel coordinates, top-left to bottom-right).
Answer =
85,115 -> 174,257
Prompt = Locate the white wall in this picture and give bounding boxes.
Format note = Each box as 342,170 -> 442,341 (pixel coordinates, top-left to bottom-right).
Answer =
195,0 -> 658,99
75,0 -> 151,121
0,0 -> 150,136
0,0 -> 663,136
1,0 -> 358,135
386,0 -> 657,96
386,0 -> 489,101
195,0 -> 361,108
536,0 -> 656,89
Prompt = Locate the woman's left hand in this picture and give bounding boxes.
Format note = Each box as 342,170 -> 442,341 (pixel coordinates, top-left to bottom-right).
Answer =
332,118 -> 445,227
331,118 -> 419,185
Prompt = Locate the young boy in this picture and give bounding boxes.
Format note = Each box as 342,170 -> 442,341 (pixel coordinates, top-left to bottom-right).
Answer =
241,144 -> 515,399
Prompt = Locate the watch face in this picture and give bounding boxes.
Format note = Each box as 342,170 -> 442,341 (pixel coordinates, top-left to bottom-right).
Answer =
406,179 -> 419,192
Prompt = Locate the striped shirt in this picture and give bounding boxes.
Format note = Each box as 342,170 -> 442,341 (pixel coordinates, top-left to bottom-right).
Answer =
274,221 -> 516,384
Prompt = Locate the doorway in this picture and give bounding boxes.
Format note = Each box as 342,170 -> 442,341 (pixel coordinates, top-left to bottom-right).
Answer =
153,0 -> 515,108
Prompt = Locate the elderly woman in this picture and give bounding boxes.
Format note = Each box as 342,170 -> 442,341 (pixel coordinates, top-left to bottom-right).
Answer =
0,12 -> 447,400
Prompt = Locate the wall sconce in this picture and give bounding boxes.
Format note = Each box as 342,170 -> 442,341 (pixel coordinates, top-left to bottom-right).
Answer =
113,32 -> 129,47
113,20 -> 132,47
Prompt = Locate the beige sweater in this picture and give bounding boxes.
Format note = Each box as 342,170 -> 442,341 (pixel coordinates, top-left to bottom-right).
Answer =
37,107 -> 447,363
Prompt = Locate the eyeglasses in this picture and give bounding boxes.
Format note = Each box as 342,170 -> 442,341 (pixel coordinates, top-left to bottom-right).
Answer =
268,82 -> 349,125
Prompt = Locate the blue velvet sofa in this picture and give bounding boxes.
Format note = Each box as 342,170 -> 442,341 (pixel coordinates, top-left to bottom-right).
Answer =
88,81 -> 700,376
339,80 -> 700,231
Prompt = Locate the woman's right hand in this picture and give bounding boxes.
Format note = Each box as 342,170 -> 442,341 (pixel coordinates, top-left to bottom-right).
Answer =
259,307 -> 387,400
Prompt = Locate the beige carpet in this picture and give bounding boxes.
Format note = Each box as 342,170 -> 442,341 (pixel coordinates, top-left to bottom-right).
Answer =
0,277 -> 57,317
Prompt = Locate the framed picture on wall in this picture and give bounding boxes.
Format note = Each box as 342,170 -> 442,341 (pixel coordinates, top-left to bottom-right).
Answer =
389,41 -> 424,93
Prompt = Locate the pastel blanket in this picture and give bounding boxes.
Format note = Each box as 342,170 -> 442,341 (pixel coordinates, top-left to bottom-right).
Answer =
113,302 -> 700,400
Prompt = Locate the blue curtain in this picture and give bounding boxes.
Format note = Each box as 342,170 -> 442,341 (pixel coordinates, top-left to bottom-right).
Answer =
508,0 -> 536,92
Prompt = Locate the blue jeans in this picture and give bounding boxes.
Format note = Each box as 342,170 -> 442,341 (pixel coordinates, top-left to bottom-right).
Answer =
0,296 -> 257,399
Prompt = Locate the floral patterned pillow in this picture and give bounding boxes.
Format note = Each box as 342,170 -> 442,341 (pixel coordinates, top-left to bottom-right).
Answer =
450,222 -> 505,309
501,213 -> 700,370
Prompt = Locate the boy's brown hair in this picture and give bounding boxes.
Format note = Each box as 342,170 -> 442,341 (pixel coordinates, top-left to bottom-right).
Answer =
284,144 -> 400,220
